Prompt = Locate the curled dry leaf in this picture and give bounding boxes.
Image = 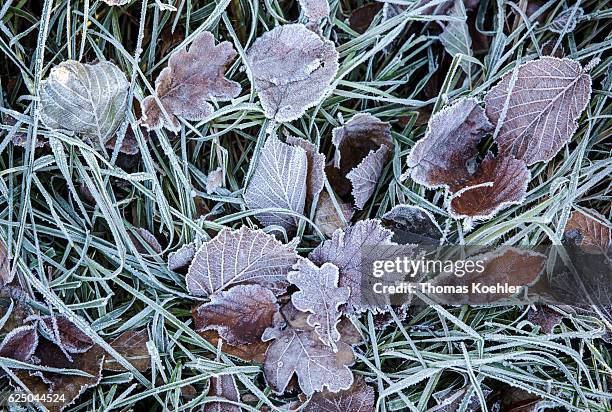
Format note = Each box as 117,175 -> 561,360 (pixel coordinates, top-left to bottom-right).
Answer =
288,259 -> 350,349
246,24 -> 339,122
204,374 -> 241,412
39,60 -> 128,144
564,208 -> 611,253
298,0 -> 330,22
302,376 -> 375,412
314,191 -> 354,237
527,306 -> 563,334
193,284 -> 279,346
0,239 -> 14,288
0,324 -> 38,361
309,219 -> 396,312
548,7 -> 583,33
186,226 -> 297,297
39,315 -> 94,354
346,145 -> 390,209
105,329 -> 150,372
381,205 -> 443,245
485,57 -> 592,165
168,241 -> 197,271
141,31 -> 241,132
243,135 -> 308,230
262,323 -> 355,395
286,135 -> 325,202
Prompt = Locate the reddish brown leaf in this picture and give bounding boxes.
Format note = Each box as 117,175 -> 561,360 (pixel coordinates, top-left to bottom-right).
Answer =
39,315 -> 94,354
199,330 -> 268,363
348,3 -> 384,34
104,329 -> 150,372
564,209 -> 611,253
193,284 -> 279,346
302,376 -> 375,412
314,191 -> 354,237
204,374 -> 241,412
0,324 -> 38,361
527,306 -> 563,334
141,31 -> 241,132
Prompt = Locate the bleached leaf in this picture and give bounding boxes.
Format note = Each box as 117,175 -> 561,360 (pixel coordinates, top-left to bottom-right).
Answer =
243,135 -> 308,230
485,57 -> 592,165
286,135 -> 325,201
193,284 -> 279,346
168,241 -> 197,271
314,191 -> 354,237
406,97 -> 493,191
204,374 -> 241,412
246,24 -> 339,122
346,145 -> 389,209
448,154 -> 530,221
309,219 -> 396,312
439,0 -> 472,73
302,376 -> 375,412
0,324 -> 38,361
39,315 -> 94,354
141,31 -> 241,132
382,205 -> 443,244
105,329 -> 150,372
564,208 -> 611,253
186,226 -> 298,297
548,7 -> 583,33
288,259 -> 349,349
206,167 -> 225,194
298,0 -> 330,22
262,324 -> 354,395
39,60 -> 129,143
0,240 -> 13,288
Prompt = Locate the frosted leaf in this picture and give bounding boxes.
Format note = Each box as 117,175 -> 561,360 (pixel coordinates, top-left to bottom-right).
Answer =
346,145 -> 389,209
246,24 -> 339,122
105,125 -> 141,155
564,209 -> 611,253
199,329 -> 270,363
193,284 -> 279,346
261,324 -> 354,395
39,315 -> 94,354
298,0 -> 330,22
302,376 -> 375,412
243,135 -> 308,230
168,241 -> 197,271
314,191 -> 354,237
485,57 -> 592,165
141,31 -> 241,132
204,374 -> 241,412
432,386 -> 492,412
548,7 -> 583,34
527,306 -> 563,334
439,0 -> 472,73
129,227 -> 162,254
382,205 -> 443,245
448,154 -> 530,221
186,226 -> 297,297
39,60 -> 128,143
105,329 -> 150,372
288,259 -> 350,349
102,0 -> 130,5
286,135 -> 325,202
206,167 -> 225,194
0,240 -> 13,288
309,219 -> 396,312
0,325 -> 38,361
406,97 -> 493,191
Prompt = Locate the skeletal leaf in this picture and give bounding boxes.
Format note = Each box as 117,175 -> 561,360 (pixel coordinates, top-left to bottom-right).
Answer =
309,219 -> 396,312
448,154 -> 530,220
246,24 -> 339,122
527,306 -> 563,334
204,374 -> 241,412
564,209 -> 611,253
302,376 -> 375,412
207,167 -> 225,194
243,135 -> 308,230
485,57 -> 592,165
168,241 -> 197,271
104,329 -> 150,372
439,0 -> 472,73
314,191 -> 354,237
39,315 -> 94,354
288,259 -> 349,349
193,284 -> 279,346
286,135 -> 325,202
186,226 -> 297,297
39,60 -> 128,143
346,145 -> 390,209
548,7 -> 583,33
141,31 -> 241,132
381,205 -> 443,245
0,325 -> 38,361
406,97 -> 493,191
262,323 -> 355,395
0,240 -> 13,288
298,0 -> 330,22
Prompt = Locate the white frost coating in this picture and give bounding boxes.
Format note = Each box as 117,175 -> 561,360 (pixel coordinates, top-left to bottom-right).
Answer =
298,0 -> 331,22
346,145 -> 389,210
167,241 -> 197,271
548,6 -> 583,34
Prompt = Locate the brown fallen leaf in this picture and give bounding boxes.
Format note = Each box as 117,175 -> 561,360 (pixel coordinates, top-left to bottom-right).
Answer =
346,145 -> 390,209
105,329 -> 150,372
314,191 -> 354,237
0,324 -> 38,362
199,330 -> 268,363
301,376 -> 375,411
193,284 -> 279,346
129,227 -> 163,254
564,208 -> 611,253
204,374 -> 242,412
206,167 -> 225,194
527,306 -> 563,334
168,241 -> 197,271
348,3 -> 384,34
39,315 -> 95,354
381,205 -> 443,245
141,31 -> 241,132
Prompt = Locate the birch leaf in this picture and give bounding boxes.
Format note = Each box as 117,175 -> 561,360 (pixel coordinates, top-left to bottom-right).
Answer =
286,135 -> 325,202
298,0 -> 330,22
39,60 -> 129,143
346,145 -> 389,209
193,284 -> 279,346
141,31 -> 241,132
262,324 -> 355,395
485,57 -> 592,165
0,324 -> 38,361
564,209 -> 611,253
288,259 -> 350,349
186,226 -> 297,297
243,135 -> 308,230
302,376 -> 375,412
314,191 -> 354,237
104,329 -> 150,372
246,24 -> 339,122
204,374 -> 241,412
